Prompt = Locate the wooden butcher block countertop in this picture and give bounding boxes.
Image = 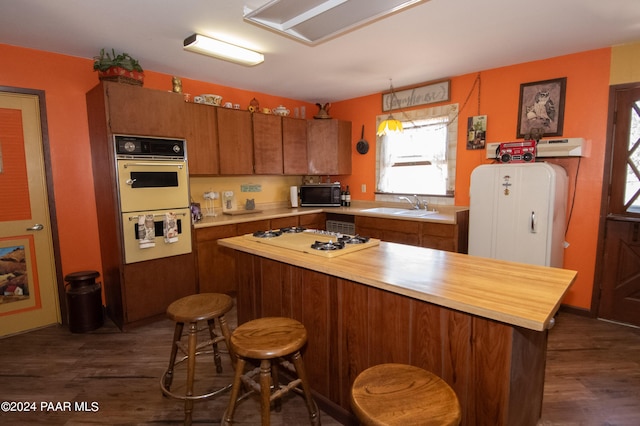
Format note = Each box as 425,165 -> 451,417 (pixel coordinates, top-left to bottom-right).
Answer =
218,236 -> 577,332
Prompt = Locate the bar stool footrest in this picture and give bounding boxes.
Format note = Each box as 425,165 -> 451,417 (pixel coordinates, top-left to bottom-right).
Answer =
160,373 -> 232,401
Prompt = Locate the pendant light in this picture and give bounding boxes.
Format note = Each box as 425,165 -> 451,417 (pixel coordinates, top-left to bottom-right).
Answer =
377,80 -> 404,136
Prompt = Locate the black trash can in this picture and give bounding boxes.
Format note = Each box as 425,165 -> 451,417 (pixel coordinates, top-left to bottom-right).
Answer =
65,270 -> 104,333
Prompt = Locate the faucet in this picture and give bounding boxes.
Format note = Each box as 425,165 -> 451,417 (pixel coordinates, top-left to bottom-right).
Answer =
398,195 -> 423,210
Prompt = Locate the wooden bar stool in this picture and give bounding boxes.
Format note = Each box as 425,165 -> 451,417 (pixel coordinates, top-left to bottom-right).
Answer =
221,317 -> 320,426
160,293 -> 235,426
351,363 -> 461,426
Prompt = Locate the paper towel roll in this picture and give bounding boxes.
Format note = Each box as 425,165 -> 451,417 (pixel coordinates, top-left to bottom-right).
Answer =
290,186 -> 298,208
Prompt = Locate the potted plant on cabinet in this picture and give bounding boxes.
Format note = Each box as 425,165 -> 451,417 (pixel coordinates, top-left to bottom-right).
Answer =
93,48 -> 144,86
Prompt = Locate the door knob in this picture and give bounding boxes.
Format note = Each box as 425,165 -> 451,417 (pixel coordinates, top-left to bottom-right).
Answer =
26,224 -> 44,231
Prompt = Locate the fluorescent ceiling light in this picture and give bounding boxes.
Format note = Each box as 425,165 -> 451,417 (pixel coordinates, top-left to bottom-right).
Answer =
183,34 -> 264,66
244,0 -> 427,45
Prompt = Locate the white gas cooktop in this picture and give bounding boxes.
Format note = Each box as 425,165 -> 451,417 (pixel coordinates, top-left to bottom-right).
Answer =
243,229 -> 380,258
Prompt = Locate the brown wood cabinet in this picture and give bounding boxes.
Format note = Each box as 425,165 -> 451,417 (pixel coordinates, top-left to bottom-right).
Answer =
217,107 -> 253,174
299,212 -> 326,229
86,82 -> 196,330
102,81 -> 186,137
307,119 -> 352,175
195,224 -> 237,295
235,252 -> 548,426
355,216 -> 420,245
253,113 -> 283,174
355,211 -> 469,253
282,117 -> 308,175
185,103 -> 219,175
195,215 -> 302,294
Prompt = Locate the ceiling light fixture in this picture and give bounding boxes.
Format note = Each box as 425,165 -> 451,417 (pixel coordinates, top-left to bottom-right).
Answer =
377,80 -> 404,137
183,34 -> 264,66
244,0 -> 427,45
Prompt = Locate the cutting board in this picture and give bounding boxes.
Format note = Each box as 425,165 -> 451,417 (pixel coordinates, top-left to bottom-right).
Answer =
223,209 -> 262,215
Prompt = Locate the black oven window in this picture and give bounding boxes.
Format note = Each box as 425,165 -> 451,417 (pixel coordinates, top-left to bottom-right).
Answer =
130,171 -> 179,188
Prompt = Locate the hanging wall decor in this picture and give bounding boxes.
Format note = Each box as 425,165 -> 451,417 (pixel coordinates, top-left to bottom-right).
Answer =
382,79 -> 450,112
516,77 -> 566,138
467,115 -> 487,150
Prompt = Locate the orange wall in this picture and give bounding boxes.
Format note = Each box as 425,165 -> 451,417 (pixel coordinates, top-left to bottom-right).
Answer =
0,43 -> 314,292
0,43 -> 611,311
332,48 -> 611,310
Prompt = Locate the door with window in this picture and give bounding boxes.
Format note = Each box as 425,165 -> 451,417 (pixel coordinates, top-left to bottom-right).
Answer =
0,90 -> 60,336
598,85 -> 640,327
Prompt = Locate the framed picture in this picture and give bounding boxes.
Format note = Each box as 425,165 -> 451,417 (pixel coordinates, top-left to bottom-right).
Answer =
467,115 -> 487,150
516,77 -> 566,139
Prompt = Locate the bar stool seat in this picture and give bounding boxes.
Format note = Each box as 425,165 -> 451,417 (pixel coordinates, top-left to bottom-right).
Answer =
161,293 -> 235,426
222,316 -> 320,426
351,363 -> 461,426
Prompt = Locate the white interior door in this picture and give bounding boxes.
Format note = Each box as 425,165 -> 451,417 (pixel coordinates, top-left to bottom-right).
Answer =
0,91 -> 60,336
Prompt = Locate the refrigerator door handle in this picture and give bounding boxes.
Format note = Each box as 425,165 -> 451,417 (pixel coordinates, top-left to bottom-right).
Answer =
530,211 -> 537,233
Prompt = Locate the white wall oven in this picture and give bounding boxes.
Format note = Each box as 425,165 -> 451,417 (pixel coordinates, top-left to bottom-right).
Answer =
114,135 -> 192,264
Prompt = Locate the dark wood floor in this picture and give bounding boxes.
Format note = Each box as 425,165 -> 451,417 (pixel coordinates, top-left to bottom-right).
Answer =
0,307 -> 638,425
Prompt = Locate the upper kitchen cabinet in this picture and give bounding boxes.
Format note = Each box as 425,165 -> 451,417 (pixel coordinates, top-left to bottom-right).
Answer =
307,119 -> 352,175
185,103 -> 219,175
100,81 -> 186,138
253,113 -> 283,174
217,107 -> 253,174
282,117 -> 308,175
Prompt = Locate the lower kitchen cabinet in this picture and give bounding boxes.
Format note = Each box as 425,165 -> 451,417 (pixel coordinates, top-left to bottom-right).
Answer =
196,224 -> 237,294
122,255 -> 196,324
356,216 -> 420,245
195,216 -> 304,295
299,212 -> 326,229
355,211 -> 469,253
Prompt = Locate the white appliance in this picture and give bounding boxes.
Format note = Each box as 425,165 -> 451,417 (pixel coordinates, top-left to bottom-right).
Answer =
468,162 -> 568,267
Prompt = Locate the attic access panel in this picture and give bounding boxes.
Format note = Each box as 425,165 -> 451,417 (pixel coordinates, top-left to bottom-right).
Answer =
244,0 -> 426,45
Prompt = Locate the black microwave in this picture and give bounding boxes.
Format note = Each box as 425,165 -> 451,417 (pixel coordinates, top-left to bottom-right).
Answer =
300,184 -> 341,207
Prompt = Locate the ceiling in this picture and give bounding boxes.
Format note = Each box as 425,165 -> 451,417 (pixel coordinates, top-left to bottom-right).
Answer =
1,0 -> 639,103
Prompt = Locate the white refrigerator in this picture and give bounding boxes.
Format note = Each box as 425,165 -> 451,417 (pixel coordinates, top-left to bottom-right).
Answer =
468,162 -> 568,267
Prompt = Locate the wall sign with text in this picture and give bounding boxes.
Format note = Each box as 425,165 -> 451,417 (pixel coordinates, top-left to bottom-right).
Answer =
382,80 -> 450,112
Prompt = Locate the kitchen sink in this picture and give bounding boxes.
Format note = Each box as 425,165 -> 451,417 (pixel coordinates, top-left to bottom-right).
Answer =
361,207 -> 408,215
361,207 -> 438,217
393,209 -> 438,217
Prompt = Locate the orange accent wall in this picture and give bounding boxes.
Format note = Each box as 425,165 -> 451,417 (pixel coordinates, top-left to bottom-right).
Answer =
0,43 -> 314,294
0,42 -> 611,311
332,48 -> 611,310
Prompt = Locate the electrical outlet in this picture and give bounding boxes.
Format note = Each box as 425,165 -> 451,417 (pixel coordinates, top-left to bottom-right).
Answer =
361,184 -> 366,193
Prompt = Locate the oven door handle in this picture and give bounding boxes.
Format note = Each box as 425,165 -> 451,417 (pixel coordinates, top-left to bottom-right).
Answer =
123,162 -> 184,169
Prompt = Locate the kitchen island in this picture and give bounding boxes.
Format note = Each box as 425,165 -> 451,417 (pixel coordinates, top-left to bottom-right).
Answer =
218,235 -> 576,425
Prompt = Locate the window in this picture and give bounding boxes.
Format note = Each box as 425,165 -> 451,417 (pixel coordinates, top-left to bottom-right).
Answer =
375,104 -> 458,197
610,88 -> 640,216
624,100 -> 640,213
